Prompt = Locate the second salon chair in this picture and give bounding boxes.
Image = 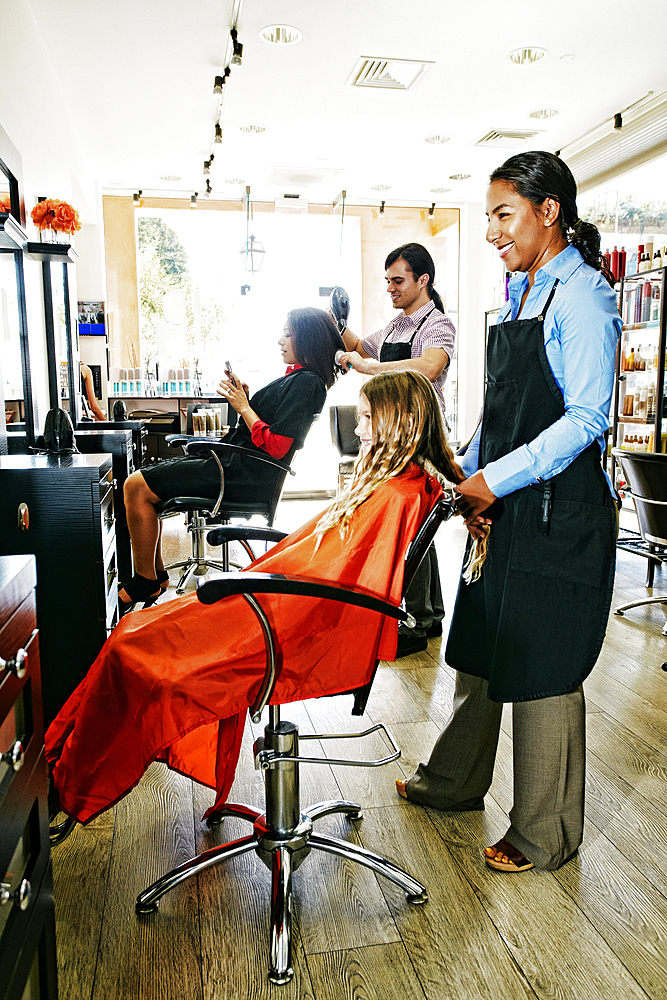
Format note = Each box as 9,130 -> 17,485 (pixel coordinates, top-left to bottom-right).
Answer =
156,436 -> 296,593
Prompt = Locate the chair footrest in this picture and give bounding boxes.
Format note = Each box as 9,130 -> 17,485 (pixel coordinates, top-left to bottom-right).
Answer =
254,723 -> 400,770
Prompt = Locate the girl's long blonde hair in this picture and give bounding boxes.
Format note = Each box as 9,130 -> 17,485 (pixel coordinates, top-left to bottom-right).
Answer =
316,371 -> 461,537
315,371 -> 489,581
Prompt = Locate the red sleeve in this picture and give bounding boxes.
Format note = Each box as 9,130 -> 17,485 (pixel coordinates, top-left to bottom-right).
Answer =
251,419 -> 294,459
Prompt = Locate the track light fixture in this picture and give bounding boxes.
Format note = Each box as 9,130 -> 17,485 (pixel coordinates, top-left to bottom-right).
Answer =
379,201 -> 385,215
231,28 -> 243,65
214,123 -> 223,143
203,160 -> 211,175
428,203 -> 435,217
205,179 -> 212,197
214,75 -> 224,95
191,193 -> 198,208
614,112 -> 623,130
132,190 -> 142,207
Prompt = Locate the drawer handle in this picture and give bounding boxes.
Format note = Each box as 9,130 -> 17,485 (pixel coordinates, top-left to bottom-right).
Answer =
1,740 -> 25,772
0,879 -> 31,911
0,647 -> 27,679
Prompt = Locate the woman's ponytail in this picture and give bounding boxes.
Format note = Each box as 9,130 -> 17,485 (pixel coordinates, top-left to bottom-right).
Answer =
569,219 -> 615,286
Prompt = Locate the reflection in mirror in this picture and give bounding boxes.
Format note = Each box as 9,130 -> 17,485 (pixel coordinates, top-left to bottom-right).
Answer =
42,259 -> 79,420
1,252 -> 24,422
1,123 -> 35,444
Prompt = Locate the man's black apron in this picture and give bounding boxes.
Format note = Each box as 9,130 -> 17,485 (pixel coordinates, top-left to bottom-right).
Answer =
446,280 -> 617,703
379,305 -> 435,364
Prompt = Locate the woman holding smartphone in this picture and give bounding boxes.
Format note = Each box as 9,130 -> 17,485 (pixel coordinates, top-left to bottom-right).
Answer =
119,307 -> 344,611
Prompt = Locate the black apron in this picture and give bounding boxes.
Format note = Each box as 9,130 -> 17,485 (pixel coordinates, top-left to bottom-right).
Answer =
379,306 -> 435,363
445,280 -> 617,703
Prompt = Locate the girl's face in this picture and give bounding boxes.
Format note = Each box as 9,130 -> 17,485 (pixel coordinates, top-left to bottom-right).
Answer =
278,324 -> 298,366
356,394 -> 373,454
485,179 -> 561,277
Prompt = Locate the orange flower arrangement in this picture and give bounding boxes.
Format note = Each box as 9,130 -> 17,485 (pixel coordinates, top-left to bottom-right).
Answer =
30,198 -> 81,236
0,195 -> 11,213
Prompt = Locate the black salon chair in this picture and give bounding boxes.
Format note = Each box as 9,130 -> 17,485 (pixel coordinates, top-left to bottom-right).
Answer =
612,448 -> 667,637
329,405 -> 359,491
136,494 -> 456,983
156,437 -> 296,593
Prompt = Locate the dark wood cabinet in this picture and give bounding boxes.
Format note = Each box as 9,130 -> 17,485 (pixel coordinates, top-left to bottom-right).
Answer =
75,428 -> 133,583
0,454 -> 117,727
0,554 -> 57,1000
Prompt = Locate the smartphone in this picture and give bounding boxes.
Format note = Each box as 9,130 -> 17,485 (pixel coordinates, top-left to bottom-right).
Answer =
225,361 -> 237,387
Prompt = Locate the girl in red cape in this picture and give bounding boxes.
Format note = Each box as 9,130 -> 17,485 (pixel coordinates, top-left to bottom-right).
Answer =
46,372 -> 465,825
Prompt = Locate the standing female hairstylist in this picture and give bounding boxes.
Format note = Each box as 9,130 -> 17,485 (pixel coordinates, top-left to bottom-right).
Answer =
398,151 -> 621,873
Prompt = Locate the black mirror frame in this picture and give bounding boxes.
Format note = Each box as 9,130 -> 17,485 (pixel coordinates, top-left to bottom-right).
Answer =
0,123 -> 36,447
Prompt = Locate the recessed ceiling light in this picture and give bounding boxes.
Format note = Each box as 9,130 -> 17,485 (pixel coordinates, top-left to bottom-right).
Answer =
431,187 -> 450,193
239,123 -> 266,134
225,178 -> 245,185
561,53 -> 576,62
260,24 -> 302,45
528,108 -> 559,120
449,174 -> 470,181
508,47 -> 547,65
424,134 -> 450,145
371,184 -> 391,191
160,175 -> 181,182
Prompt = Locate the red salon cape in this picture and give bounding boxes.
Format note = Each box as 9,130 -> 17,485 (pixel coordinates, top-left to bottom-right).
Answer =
46,464 -> 442,824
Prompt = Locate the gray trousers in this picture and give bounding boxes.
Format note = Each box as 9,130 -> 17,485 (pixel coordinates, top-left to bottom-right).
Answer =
403,544 -> 444,635
405,671 -> 585,870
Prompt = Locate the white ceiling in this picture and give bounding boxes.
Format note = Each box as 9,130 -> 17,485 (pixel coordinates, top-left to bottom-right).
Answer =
26,0 -> 667,209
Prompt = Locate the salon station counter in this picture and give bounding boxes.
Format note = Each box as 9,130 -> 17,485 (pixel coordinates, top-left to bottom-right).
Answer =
0,453 -> 117,727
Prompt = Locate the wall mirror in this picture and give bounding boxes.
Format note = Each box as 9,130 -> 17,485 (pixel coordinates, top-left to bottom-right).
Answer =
0,123 -> 36,447
38,252 -> 80,424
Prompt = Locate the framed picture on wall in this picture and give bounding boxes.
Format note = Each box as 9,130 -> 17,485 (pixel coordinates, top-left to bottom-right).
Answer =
78,299 -> 105,333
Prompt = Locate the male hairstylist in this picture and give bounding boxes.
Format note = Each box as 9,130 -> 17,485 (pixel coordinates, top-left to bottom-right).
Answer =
337,241 -> 456,657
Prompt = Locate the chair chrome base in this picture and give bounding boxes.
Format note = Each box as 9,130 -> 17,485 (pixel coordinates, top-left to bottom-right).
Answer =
164,513 -> 227,593
136,708 -> 427,985
615,595 -> 667,635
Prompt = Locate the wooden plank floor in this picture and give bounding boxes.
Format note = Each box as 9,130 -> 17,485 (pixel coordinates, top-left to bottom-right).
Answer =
51,505 -> 667,1000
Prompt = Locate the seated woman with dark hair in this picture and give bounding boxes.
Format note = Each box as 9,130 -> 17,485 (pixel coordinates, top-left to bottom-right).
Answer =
119,307 -> 345,611
46,371 -> 469,827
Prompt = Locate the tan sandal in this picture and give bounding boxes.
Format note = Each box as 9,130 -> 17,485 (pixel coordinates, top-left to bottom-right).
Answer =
484,837 -> 534,872
396,779 -> 408,799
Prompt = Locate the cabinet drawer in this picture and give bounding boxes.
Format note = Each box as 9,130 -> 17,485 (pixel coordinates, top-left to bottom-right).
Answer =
98,476 -> 115,555
0,628 -> 42,809
0,761 -> 52,997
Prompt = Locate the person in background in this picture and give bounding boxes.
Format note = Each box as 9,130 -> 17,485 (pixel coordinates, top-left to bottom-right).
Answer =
337,243 -> 456,658
80,363 -> 107,421
398,151 -> 621,874
46,372 -> 464,827
118,307 -> 344,612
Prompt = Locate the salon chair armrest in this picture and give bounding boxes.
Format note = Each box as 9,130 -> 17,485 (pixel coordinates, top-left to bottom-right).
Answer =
207,525 -> 288,546
165,435 -> 295,476
197,571 -> 405,720
197,572 -> 405,619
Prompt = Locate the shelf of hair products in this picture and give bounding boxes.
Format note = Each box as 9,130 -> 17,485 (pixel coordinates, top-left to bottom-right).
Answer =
612,239 -> 667,456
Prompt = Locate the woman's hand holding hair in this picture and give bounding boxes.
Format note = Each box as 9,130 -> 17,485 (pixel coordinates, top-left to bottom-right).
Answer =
455,470 -> 496,539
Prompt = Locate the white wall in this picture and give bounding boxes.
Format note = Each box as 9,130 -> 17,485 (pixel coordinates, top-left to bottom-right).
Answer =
457,201 -> 487,444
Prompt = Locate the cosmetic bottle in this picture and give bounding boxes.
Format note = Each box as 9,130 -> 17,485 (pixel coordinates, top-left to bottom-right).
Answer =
619,247 -> 626,278
610,247 -> 619,281
651,285 -> 661,322
627,249 -> 638,275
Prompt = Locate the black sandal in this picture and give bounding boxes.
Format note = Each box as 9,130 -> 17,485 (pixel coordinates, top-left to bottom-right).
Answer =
118,573 -> 161,615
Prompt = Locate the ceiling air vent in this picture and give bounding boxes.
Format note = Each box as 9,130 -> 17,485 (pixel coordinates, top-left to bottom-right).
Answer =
347,57 -> 433,91
476,129 -> 544,148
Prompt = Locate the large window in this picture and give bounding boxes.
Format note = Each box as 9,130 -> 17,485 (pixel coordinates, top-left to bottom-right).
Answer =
136,206 -> 363,491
